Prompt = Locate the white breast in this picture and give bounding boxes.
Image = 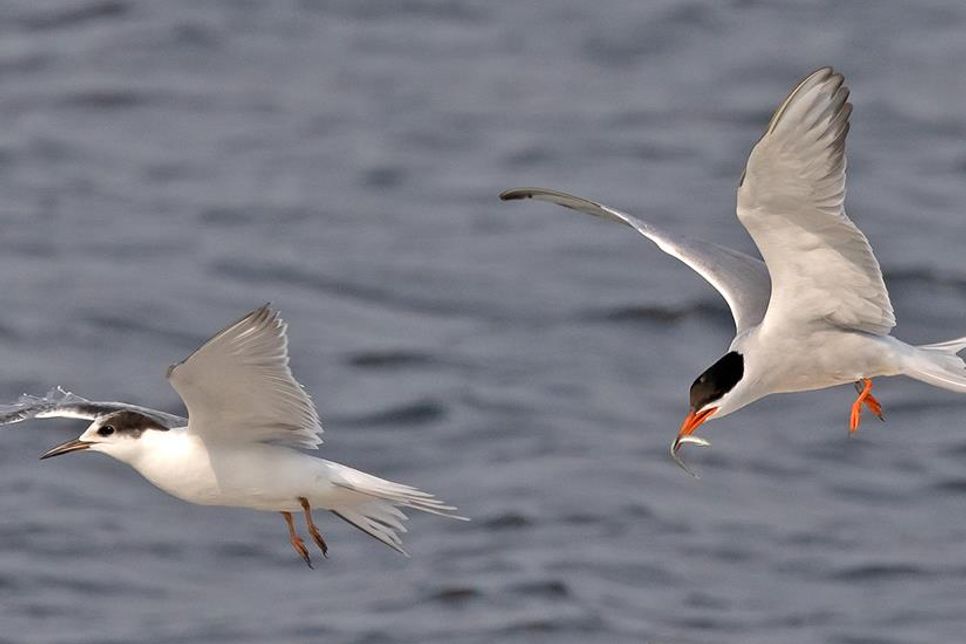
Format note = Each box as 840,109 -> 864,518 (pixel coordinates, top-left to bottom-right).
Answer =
126,430 -> 333,512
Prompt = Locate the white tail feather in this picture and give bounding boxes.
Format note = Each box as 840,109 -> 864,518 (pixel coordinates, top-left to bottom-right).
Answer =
903,336 -> 966,393
918,335 -> 966,354
325,463 -> 466,555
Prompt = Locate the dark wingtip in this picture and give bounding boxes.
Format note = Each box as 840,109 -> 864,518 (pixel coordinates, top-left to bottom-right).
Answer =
499,188 -> 533,202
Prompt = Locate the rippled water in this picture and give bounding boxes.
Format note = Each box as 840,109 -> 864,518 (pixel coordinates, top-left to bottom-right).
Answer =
1,2 -> 966,643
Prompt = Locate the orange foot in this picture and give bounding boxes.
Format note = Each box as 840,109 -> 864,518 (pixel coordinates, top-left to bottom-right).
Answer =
849,378 -> 885,433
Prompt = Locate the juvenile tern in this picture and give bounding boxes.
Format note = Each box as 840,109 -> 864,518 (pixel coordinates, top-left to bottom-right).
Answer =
0,305 -> 465,566
502,67 -> 966,475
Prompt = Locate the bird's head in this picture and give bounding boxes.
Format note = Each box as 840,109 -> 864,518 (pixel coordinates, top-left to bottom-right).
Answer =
40,410 -> 170,464
682,350 -> 744,426
672,351 -> 756,474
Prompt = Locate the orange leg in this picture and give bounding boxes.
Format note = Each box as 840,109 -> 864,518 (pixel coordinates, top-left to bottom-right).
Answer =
850,378 -> 884,433
299,497 -> 329,558
853,379 -> 885,421
281,511 -> 313,568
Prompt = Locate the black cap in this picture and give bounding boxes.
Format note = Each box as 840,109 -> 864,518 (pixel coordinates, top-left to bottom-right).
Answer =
689,352 -> 743,410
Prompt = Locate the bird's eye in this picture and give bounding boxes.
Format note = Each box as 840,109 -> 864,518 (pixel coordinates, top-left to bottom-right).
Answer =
97,426 -> 115,437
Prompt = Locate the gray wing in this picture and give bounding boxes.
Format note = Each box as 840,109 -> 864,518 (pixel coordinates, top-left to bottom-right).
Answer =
166,305 -> 323,449
500,187 -> 771,334
0,387 -> 186,429
737,67 -> 895,335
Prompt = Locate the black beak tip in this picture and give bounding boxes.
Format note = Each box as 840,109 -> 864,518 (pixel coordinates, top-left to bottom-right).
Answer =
40,440 -> 91,460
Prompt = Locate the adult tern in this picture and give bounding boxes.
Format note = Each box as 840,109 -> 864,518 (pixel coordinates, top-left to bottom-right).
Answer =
502,67 -> 966,475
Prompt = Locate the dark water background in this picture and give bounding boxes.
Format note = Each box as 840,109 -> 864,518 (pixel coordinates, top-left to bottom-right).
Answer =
1,2 -> 966,643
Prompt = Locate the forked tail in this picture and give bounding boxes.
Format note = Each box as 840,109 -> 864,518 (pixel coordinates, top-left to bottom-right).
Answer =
325,463 -> 467,556
903,335 -> 966,393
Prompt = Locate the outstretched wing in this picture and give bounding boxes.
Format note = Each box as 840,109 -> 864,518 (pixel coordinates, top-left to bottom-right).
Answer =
166,305 -> 323,449
0,387 -> 186,428
500,187 -> 771,334
737,67 -> 895,335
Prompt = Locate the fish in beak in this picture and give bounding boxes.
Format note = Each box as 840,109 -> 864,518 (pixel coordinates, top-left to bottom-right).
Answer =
670,407 -> 716,477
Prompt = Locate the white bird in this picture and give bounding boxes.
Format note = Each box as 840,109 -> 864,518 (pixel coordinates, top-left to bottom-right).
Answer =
502,67 -> 966,475
0,305 -> 465,566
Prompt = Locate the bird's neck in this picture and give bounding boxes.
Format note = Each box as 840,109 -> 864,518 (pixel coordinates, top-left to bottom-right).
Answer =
119,427 -> 194,469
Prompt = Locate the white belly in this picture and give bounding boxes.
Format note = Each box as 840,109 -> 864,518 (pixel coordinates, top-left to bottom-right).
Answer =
747,326 -> 905,394
127,432 -> 343,512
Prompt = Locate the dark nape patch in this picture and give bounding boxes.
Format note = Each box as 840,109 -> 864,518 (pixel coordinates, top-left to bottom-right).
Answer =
689,352 -> 743,410
101,410 -> 170,438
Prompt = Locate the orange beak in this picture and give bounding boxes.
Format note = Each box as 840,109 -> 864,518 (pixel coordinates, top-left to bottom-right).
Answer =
675,407 -> 716,445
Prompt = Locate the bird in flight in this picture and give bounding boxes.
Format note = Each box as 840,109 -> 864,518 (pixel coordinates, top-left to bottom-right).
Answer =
502,67 -> 966,475
0,305 -> 465,566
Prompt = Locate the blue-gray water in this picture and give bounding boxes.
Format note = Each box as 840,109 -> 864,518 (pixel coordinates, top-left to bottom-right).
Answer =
1,2 -> 966,643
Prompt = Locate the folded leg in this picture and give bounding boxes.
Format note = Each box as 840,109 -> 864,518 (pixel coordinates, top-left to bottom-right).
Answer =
850,378 -> 884,433
299,497 -> 329,558
281,510 -> 312,568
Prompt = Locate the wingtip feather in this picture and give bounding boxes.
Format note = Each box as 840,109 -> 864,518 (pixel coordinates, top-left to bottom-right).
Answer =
499,188 -> 534,201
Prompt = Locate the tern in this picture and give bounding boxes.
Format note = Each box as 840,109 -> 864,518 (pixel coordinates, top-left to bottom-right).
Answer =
502,67 -> 966,475
0,305 -> 465,566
